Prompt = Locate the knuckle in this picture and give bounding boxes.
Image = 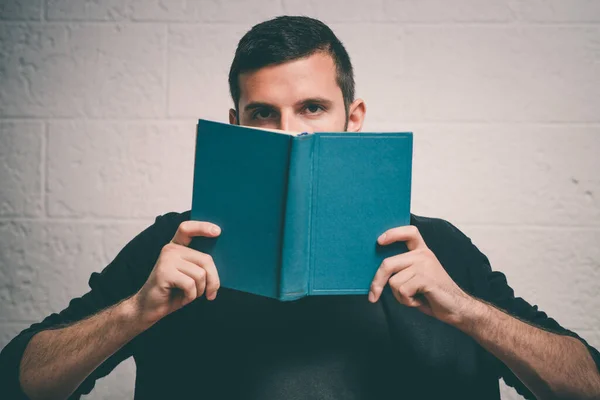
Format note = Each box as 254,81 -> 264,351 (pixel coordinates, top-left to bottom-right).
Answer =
381,258 -> 393,273
178,221 -> 191,233
163,242 -> 177,253
185,280 -> 197,292
421,247 -> 433,258
398,286 -> 409,298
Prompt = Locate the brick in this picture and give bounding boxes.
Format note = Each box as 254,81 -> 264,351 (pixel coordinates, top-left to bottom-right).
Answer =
47,121 -> 196,218
282,0 -> 386,22
131,0 -> 283,22
0,121 -> 43,217
404,124 -> 526,225
514,0 -> 600,23
46,0 -> 133,21
578,330 -> 600,352
382,0 -> 513,22
0,23 -> 166,117
168,24 -> 249,118
394,26 -> 600,122
284,0 -> 513,23
0,220 -> 150,321
363,124 -> 600,226
460,225 -> 600,330
518,127 -> 600,226
0,0 -> 42,21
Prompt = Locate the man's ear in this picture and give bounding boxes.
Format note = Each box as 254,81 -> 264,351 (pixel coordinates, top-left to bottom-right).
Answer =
229,108 -> 238,125
346,99 -> 366,132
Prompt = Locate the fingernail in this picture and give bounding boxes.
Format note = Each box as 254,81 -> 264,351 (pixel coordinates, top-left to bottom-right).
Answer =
368,291 -> 375,302
378,233 -> 386,243
207,291 -> 216,300
211,225 -> 221,235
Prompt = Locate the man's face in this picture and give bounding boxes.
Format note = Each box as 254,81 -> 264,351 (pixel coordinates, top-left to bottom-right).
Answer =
230,52 -> 365,133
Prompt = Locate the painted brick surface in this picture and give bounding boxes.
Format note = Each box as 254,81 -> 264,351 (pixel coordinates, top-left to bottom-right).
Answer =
47,121 -> 195,218
1,1 -> 599,399
0,121 -> 43,217
0,0 -> 41,21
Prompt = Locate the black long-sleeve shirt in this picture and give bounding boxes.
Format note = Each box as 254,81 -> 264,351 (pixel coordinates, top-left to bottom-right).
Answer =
1,210 -> 599,399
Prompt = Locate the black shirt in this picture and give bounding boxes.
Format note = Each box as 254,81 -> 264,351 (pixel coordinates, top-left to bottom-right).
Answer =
1,211 -> 599,399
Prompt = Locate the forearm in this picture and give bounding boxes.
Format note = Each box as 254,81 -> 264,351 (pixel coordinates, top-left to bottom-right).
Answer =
454,297 -> 600,399
20,296 -> 149,400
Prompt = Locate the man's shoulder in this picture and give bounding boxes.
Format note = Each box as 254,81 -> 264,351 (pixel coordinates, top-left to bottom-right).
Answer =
158,209 -> 192,226
136,209 -> 192,248
409,212 -> 485,277
409,212 -> 469,244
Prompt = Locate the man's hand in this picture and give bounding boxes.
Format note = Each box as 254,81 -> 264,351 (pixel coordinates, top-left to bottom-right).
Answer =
369,225 -> 473,325
131,220 -> 222,327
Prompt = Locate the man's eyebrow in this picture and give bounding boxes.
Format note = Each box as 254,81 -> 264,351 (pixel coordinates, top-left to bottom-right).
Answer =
296,97 -> 333,107
243,98 -> 334,113
243,102 -> 276,112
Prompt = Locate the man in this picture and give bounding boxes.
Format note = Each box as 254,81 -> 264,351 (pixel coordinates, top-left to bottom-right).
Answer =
1,15 -> 599,400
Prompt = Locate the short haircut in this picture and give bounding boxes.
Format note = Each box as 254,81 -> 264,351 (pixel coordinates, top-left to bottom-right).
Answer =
228,15 -> 355,115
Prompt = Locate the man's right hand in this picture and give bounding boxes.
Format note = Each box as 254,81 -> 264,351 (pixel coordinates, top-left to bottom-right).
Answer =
131,221 -> 222,326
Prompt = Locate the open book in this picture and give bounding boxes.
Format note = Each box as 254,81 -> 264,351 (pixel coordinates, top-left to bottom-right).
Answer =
189,119 -> 412,301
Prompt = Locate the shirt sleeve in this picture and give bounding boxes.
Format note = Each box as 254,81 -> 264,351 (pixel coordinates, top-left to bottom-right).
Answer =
0,213 -> 172,400
457,227 -> 600,399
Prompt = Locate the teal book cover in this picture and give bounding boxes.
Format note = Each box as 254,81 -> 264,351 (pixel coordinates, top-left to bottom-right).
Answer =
189,119 -> 412,301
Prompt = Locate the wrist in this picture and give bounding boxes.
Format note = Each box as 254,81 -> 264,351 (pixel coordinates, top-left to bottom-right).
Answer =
452,295 -> 489,332
118,294 -> 154,334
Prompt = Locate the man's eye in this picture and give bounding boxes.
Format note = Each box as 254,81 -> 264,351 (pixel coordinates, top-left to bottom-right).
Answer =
304,104 -> 324,114
253,109 -> 273,120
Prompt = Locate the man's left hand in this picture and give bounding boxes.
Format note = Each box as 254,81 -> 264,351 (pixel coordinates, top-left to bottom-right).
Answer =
369,225 -> 474,326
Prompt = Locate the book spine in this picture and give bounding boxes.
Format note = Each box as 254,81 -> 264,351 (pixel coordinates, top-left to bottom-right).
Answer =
278,134 -> 315,301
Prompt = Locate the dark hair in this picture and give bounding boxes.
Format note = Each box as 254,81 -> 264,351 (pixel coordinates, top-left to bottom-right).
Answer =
228,15 -> 355,115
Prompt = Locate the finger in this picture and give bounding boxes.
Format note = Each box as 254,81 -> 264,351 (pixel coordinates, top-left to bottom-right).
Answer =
386,268 -> 417,305
166,270 -> 198,306
171,220 -> 221,246
394,275 -> 424,308
176,260 -> 207,300
389,268 -> 416,290
377,225 -> 426,251
169,244 -> 220,299
370,251 -> 419,302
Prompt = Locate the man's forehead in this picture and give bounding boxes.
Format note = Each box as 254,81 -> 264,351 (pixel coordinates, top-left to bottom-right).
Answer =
238,52 -> 342,106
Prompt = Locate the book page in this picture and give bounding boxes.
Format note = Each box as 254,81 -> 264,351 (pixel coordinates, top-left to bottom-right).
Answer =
251,126 -> 305,136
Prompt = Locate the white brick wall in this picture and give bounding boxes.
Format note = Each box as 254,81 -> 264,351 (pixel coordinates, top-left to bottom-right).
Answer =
1,1 -> 599,399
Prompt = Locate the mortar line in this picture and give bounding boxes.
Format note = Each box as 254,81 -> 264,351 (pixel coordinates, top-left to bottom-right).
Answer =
2,20 -> 598,28
41,121 -> 47,218
2,117 -> 600,127
164,23 -> 170,118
